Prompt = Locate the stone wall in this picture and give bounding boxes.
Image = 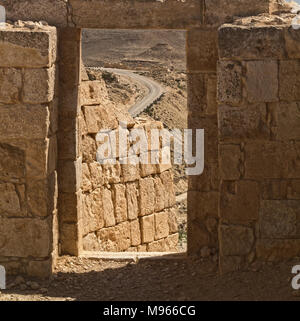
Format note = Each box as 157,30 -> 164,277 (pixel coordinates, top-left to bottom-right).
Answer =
217,14 -> 300,273
0,24 -> 58,277
80,69 -> 179,252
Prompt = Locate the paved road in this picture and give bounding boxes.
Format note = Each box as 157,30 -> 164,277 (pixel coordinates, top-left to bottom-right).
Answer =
102,68 -> 165,117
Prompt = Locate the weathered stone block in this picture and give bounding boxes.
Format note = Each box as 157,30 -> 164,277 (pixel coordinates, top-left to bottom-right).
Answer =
97,227 -> 118,252
89,162 -> 104,188
3,0 -> 67,27
256,239 -> 300,261
279,60 -> 300,101
284,27 -> 300,59
260,200 -> 299,239
187,28 -> 218,72
0,183 -> 21,215
139,177 -> 155,216
60,222 -> 82,255
205,0 -> 270,26
219,25 -> 285,60
0,68 -> 22,103
165,233 -> 179,252
126,182 -> 139,220
219,144 -> 241,180
115,221 -> 131,251
154,211 -> 169,240
246,60 -> 278,103
262,179 -> 288,200
140,214 -> 155,244
154,177 -> 165,212
0,143 -> 25,182
160,170 -> 176,208
58,158 -> 81,193
69,0 -> 202,29
274,102 -> 300,140
0,217 -> 51,257
83,232 -> 101,251
168,208 -> 178,234
121,157 -> 140,182
112,184 -> 127,224
244,142 -> 300,179
288,180 -> 300,200
23,66 -> 55,104
219,224 -> 254,256
59,191 -> 82,224
82,189 -> 104,234
81,163 -> 92,192
130,219 -> 141,247
0,27 -> 57,67
217,61 -> 242,104
102,188 -> 115,227
80,80 -> 108,106
188,191 -> 219,221
220,181 -> 259,224
0,104 -> 50,140
147,239 -> 167,252
219,104 -> 269,141
102,162 -> 121,184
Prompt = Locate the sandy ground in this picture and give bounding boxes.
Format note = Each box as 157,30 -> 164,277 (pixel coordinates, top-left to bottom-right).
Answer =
1,256 -> 300,301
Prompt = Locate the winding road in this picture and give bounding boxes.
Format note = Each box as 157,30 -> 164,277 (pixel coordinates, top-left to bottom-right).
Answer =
102,68 -> 165,117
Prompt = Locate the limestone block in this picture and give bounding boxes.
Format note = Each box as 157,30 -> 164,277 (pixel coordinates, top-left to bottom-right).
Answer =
244,142 -> 300,179
219,144 -> 241,180
59,191 -> 82,223
279,60 -> 300,101
262,179 -> 288,200
102,162 -> 121,184
147,239 -> 167,252
97,227 -> 118,252
81,135 -> 96,163
80,80 -> 108,106
60,222 -> 81,255
205,0 -> 270,26
23,66 -> 55,104
188,191 -> 219,221
102,188 -> 116,227
154,211 -> 169,240
274,102 -> 300,140
112,184 -> 127,224
115,221 -> 131,251
140,214 -> 155,244
246,60 -> 278,103
187,73 -> 206,114
0,68 -> 22,103
3,0 -> 67,27
130,219 -> 141,247
69,0 -> 202,29
0,27 -> 57,67
284,27 -> 300,59
0,217 -> 51,257
139,177 -> 155,216
89,162 -> 104,189
168,208 -> 178,234
120,157 -> 140,182
58,158 -> 81,193
137,244 -> 147,252
219,104 -> 269,141
26,259 -> 53,278
187,28 -> 218,72
165,233 -> 179,252
256,239 -> 300,261
219,25 -> 285,60
160,170 -> 176,208
260,200 -> 299,239
0,104 -> 50,140
83,233 -> 101,251
27,172 -> 57,217
219,224 -> 254,256
0,143 -> 25,182
217,61 -> 242,104
154,177 -> 165,212
220,181 -> 259,224
0,183 -> 21,215
81,163 -> 92,192
288,180 -> 300,200
126,182 -> 139,220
